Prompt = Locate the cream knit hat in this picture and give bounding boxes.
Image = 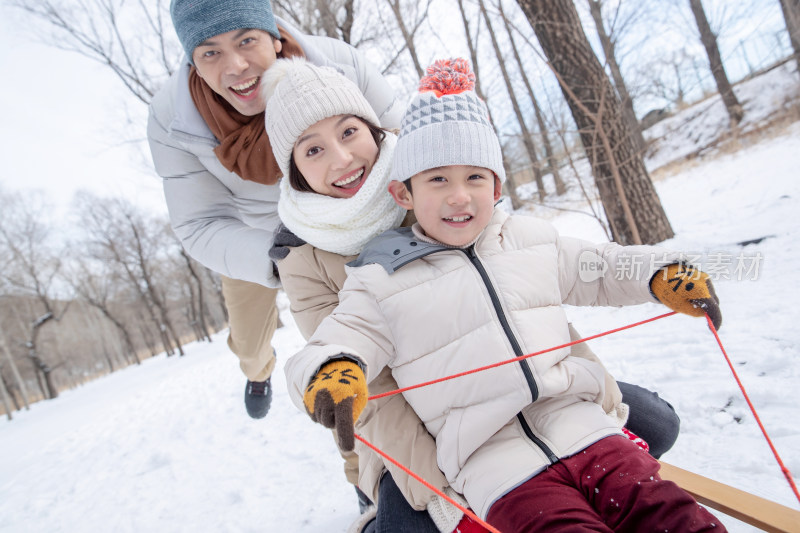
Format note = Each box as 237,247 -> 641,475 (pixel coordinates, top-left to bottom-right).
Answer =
390,58 -> 505,184
262,58 -> 380,178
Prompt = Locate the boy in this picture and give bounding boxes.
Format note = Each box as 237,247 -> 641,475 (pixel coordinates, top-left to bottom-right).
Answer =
285,58 -> 724,531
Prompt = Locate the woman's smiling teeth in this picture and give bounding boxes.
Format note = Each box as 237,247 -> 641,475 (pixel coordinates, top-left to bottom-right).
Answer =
334,168 -> 364,188
445,215 -> 472,222
231,78 -> 259,96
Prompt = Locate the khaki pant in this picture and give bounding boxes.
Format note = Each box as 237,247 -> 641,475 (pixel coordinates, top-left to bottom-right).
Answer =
221,276 -> 279,383
221,276 -> 359,486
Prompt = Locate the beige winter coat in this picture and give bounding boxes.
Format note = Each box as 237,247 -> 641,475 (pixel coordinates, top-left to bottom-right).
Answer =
285,209 -> 680,518
275,213 -> 450,508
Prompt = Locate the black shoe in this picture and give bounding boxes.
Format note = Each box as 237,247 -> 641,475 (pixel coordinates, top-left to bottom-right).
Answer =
355,486 -> 373,514
244,378 -> 272,419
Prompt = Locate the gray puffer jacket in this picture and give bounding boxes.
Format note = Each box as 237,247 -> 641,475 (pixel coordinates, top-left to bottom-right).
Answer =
285,209 -> 682,519
146,17 -> 403,287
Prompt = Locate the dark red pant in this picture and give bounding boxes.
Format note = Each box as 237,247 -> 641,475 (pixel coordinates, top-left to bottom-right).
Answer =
486,436 -> 726,532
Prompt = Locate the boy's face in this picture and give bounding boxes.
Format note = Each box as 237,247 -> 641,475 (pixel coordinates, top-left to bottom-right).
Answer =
389,165 -> 502,247
193,28 -> 282,116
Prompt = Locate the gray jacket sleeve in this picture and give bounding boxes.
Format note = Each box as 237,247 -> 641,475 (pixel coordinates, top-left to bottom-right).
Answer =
146,84 -> 280,287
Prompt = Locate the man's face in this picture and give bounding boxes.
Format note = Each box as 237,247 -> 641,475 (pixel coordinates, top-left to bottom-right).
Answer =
193,28 -> 282,116
389,166 -> 502,247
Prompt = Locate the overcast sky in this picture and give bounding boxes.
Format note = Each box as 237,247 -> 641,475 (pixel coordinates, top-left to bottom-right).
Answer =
0,7 -> 167,218
0,0 -> 788,222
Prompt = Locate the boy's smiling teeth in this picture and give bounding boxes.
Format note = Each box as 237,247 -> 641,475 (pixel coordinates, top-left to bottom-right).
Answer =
231,78 -> 259,95
445,215 -> 472,222
334,168 -> 364,187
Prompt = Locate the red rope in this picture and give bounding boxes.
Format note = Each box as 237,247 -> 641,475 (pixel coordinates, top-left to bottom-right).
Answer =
355,434 -> 501,533
704,314 -> 800,505
369,311 -> 677,401
358,310 -> 799,526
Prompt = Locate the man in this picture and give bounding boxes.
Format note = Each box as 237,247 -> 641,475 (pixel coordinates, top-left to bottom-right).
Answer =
147,0 -> 402,425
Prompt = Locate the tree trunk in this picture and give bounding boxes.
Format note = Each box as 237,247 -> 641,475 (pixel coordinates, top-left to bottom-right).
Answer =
499,0 -> 566,195
1,368 -> 14,420
456,0 -> 524,209
95,304 -> 140,365
0,332 -> 30,410
85,309 -> 115,373
29,354 -> 58,400
126,216 -> 184,356
478,0 -> 546,202
588,0 -> 646,154
780,0 -> 800,72
314,0 -> 341,39
205,271 -> 228,325
688,0 -> 744,125
386,0 -> 425,78
517,0 -> 674,245
340,0 -> 355,45
181,249 -> 212,342
27,311 -> 59,399
137,315 -> 158,358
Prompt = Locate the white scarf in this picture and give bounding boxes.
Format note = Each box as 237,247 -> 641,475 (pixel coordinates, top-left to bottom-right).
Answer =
278,133 -> 406,256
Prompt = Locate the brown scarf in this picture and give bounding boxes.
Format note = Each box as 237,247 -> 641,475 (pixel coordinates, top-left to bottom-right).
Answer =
189,28 -> 304,185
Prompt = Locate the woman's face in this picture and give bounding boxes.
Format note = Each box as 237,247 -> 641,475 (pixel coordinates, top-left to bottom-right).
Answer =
292,115 -> 380,198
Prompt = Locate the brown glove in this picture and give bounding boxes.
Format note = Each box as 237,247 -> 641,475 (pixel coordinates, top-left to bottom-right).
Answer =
303,360 -> 368,451
650,263 -> 722,330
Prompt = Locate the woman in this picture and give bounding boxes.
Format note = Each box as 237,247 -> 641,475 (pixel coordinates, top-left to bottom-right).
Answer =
262,57 -> 680,533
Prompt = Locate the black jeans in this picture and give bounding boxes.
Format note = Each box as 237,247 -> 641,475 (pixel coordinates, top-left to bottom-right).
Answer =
617,381 -> 680,459
365,382 -> 680,533
363,473 -> 440,533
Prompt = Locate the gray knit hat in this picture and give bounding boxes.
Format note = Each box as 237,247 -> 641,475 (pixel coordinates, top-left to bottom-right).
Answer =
391,58 -> 505,184
261,57 -> 380,178
170,0 -> 281,62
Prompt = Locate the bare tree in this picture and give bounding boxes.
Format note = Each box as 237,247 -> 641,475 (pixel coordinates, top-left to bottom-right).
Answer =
688,0 -> 744,125
314,0 -> 344,39
477,0 -> 546,202
176,247 -> 213,343
0,190 -> 70,399
67,258 -> 142,366
779,0 -> 800,72
587,0 -> 647,153
499,0 -> 567,195
384,0 -> 434,78
273,0 -> 357,43
0,366 -> 13,420
517,0 -> 674,245
455,0 -> 523,208
637,49 -> 699,110
11,0 -> 180,106
73,193 -> 185,357
0,329 -> 31,412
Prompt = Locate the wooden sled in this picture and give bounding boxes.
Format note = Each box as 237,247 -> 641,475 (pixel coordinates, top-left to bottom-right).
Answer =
659,461 -> 800,532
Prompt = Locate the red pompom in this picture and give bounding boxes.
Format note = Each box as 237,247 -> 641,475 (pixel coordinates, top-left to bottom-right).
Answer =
418,58 -> 475,96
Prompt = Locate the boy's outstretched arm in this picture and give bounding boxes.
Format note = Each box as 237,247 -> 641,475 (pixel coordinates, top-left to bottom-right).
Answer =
650,263 -> 722,329
303,359 -> 368,451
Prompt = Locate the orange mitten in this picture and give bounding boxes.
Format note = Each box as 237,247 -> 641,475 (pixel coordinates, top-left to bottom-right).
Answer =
303,360 -> 367,451
650,263 -> 722,330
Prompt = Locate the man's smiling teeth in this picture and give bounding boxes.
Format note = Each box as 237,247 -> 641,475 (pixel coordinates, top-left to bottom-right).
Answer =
231,78 -> 259,95
334,168 -> 364,187
445,215 -> 472,222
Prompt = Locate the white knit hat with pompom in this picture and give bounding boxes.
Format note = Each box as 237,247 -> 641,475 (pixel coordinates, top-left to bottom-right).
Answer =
261,57 -> 380,178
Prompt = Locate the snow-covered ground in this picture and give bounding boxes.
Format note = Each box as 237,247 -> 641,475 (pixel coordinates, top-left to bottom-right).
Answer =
2,64 -> 799,533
